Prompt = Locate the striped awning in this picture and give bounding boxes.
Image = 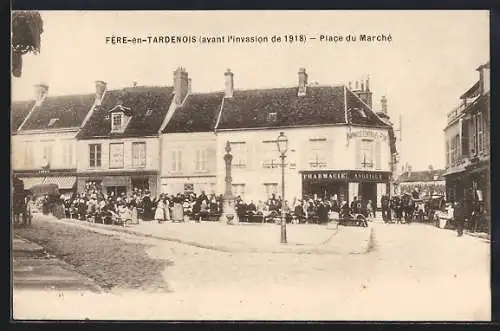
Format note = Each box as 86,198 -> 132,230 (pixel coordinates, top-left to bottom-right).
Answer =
43,176 -> 76,189
18,177 -> 45,190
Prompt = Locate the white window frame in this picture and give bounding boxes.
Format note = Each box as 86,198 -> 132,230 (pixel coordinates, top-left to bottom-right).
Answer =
24,141 -> 34,167
308,138 -> 328,169
359,139 -> 374,169
195,149 -> 208,172
264,183 -> 278,199
41,141 -> 53,165
232,184 -> 245,199
63,140 -> 73,167
171,150 -> 182,172
230,142 -> 247,169
262,140 -> 280,169
132,142 -> 147,168
89,143 -> 102,168
111,113 -> 123,132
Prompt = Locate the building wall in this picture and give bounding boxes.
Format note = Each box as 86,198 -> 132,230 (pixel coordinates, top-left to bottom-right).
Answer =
159,132 -> 217,195
444,120 -> 462,170
76,137 -> 160,196
215,125 -> 392,203
76,137 -> 159,172
12,130 -> 78,171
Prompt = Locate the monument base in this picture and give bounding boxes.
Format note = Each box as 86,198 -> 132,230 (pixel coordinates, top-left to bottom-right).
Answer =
219,196 -> 237,224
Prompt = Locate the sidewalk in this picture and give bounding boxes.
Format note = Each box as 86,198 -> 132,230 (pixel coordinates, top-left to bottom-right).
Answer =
33,214 -> 373,255
12,236 -> 101,292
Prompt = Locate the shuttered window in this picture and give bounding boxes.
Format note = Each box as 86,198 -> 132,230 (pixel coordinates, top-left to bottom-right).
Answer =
477,113 -> 483,153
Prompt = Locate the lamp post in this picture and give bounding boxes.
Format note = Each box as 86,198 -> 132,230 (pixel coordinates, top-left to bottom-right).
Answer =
276,131 -> 288,244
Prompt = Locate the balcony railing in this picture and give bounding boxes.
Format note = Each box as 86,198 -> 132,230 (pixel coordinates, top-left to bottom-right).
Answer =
447,95 -> 481,124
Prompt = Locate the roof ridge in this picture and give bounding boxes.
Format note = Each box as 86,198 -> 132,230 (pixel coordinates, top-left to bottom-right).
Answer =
231,84 -> 344,93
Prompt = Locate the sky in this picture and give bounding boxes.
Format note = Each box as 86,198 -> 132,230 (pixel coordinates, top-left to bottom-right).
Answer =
11,10 -> 489,171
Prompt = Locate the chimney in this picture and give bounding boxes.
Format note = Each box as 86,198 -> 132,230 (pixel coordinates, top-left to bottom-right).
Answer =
174,67 -> 189,105
381,96 -> 388,114
353,75 -> 373,109
477,62 -> 490,95
95,80 -> 107,105
34,83 -> 49,104
298,68 -> 308,96
348,81 -> 352,90
188,78 -> 192,94
224,69 -> 234,98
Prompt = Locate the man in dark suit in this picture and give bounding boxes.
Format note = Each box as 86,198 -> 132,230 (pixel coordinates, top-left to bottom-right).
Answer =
454,199 -> 465,237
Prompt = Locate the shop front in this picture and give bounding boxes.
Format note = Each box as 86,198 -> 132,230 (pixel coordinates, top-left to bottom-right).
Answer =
77,171 -> 158,198
14,169 -> 77,198
301,170 -> 391,208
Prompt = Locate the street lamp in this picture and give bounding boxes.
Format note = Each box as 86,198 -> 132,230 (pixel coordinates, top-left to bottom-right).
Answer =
276,131 -> 288,244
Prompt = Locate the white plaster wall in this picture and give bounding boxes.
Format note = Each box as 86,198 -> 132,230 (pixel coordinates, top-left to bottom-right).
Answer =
76,137 -> 159,172
12,131 -> 77,170
215,125 -> 392,203
159,132 -> 217,195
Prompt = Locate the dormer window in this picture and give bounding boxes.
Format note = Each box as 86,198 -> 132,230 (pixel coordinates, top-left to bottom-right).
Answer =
356,107 -> 367,118
267,112 -> 277,122
111,113 -> 123,132
48,118 -> 59,127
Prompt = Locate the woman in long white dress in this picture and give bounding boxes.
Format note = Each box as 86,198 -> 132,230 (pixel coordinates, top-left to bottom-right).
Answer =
155,197 -> 166,223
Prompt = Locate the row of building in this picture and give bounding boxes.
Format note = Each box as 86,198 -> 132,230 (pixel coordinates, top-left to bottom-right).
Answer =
443,62 -> 490,217
12,67 -> 399,207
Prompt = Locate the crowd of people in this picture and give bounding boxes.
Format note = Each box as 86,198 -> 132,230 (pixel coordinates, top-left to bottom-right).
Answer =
234,194 -> 377,224
58,182 -> 226,224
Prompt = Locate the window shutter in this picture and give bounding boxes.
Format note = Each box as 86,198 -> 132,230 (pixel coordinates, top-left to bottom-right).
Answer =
461,120 -> 468,156
355,139 -> 361,169
375,141 -> 381,170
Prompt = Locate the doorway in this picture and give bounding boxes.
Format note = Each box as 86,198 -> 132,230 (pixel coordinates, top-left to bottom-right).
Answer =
106,186 -> 127,198
302,181 -> 348,201
358,182 -> 377,205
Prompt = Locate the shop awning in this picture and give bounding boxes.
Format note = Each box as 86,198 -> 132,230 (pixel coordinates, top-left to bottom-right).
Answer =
18,177 -> 45,190
43,176 -> 76,190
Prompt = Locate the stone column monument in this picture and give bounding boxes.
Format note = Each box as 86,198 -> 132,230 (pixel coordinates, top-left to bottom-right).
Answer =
220,141 -> 236,224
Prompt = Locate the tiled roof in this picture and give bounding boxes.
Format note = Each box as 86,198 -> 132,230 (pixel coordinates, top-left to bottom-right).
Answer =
216,85 -> 389,130
162,92 -> 223,133
397,169 -> 446,183
20,94 -> 96,131
77,86 -> 174,139
11,100 -> 35,132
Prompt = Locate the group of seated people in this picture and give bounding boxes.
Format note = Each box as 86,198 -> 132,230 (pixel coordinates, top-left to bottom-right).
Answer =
234,194 -> 375,224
